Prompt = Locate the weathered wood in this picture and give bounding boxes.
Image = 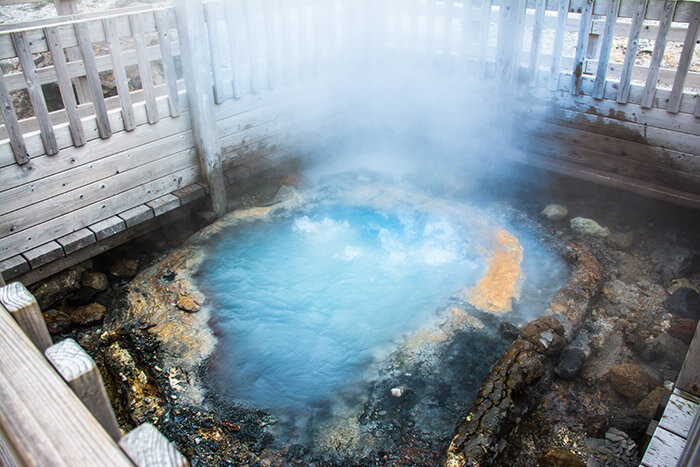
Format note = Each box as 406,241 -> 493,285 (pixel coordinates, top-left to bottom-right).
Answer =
458,0 -> 473,71
549,0 -> 569,89
528,0 -> 546,85
592,0 -> 621,99
45,338 -> 122,441
146,193 -> 180,216
74,21 -> 112,138
0,71 -> 29,165
0,282 -> 52,351
57,228 -> 96,255
89,216 -> 127,241
678,403 -> 700,467
120,423 -> 188,467
0,303 -> 133,466
509,0 -> 528,82
263,0 -> 278,89
203,2 -> 227,104
571,0 -> 594,95
22,241 -> 64,268
44,26 -> 86,146
244,0 -> 262,93
223,0 -> 244,98
0,256 -> 29,281
641,425 -> 685,467
617,0 -> 648,103
667,3 -> 700,114
678,320 -> 700,397
118,204 -> 154,228
641,0 -> 676,108
175,0 -> 227,218
10,31 -> 59,156
172,183 -> 207,205
103,18 -> 136,131
658,389 -> 700,439
130,13 -> 160,124
155,10 -> 180,117
477,0 -> 492,77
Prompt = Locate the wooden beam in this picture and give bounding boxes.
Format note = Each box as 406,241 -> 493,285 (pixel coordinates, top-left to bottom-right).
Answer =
119,423 -> 188,467
174,0 -> 227,218
678,321 -> 700,397
0,282 -> 52,352
45,338 -> 122,441
0,71 -> 29,165
0,304 -> 132,466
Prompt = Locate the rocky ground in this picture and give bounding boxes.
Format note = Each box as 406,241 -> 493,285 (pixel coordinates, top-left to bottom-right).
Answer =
26,167 -> 700,466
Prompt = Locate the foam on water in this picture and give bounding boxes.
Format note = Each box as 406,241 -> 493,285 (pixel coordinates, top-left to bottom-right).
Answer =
198,203 -> 484,416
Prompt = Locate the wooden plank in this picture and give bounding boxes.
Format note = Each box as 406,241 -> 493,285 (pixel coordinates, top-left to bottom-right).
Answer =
103,18 -> 136,132
120,423 -> 188,467
118,204 -> 154,228
528,0 -> 546,85
571,0 -> 594,95
0,256 -> 29,281
155,10 -> 180,116
641,425 -> 685,467
478,0 -> 492,77
10,31 -> 59,156
172,183 -> 206,205
641,0 -> 676,108
678,402 -> 700,467
203,2 -> 227,105
0,165 -> 200,262
45,338 -> 122,441
0,303 -> 133,466
0,282 -> 52,352
22,241 -> 64,269
263,0 -> 278,89
74,21 -> 112,139
89,216 -> 126,241
426,0 -> 437,63
658,389 -> 700,439
510,0 -> 528,82
592,0 -> 621,99
130,13 -> 160,124
617,0 -> 648,103
44,27 -> 86,146
56,228 -> 96,255
667,3 -> 700,114
243,0 -> 261,93
146,193 -> 180,216
678,320 -> 700,397
0,72 -> 29,165
549,0 -> 569,89
223,0 -> 244,98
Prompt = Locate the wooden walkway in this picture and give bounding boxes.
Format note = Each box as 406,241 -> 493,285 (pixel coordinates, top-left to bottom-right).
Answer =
642,389 -> 699,466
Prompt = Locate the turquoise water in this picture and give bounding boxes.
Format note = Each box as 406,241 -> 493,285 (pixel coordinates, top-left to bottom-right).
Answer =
198,203 -> 486,416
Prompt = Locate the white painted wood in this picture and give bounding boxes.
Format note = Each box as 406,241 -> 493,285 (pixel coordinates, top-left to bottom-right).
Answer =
0,304 -> 133,466
592,0 -> 620,99
571,0 -> 594,95
44,26 -> 87,146
641,0 -> 676,108
667,3 -> 700,114
120,423 -> 188,467
22,241 -> 64,268
617,0 -> 648,103
103,18 -> 136,131
130,13 -> 160,124
0,282 -> 52,351
10,31 -> 59,156
0,71 -> 29,165
549,0 -> 569,89
45,338 -> 122,441
155,9 -> 180,117
74,21 -> 112,138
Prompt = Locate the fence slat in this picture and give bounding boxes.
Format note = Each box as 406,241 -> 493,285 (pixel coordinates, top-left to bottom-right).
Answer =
617,0 -> 648,104
223,0 -> 243,98
74,21 -> 112,138
10,32 -> 58,156
263,0 -> 277,89
443,0 -> 455,68
510,0 -> 527,83
667,3 -> 700,114
280,0 -> 293,83
243,0 -> 260,93
426,0 -> 437,63
549,0 -> 569,90
155,10 -> 180,117
529,0 -> 546,85
641,0 -> 676,108
203,2 -> 227,104
571,0 -> 594,95
130,13 -> 159,124
44,27 -> 86,146
458,0 -> 473,71
0,72 -> 29,165
478,0 -> 492,78
592,0 -> 621,99
102,18 -> 136,131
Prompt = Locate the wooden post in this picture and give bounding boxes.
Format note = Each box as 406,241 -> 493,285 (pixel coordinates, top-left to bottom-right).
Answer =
677,322 -> 700,397
0,282 -> 52,352
175,0 -> 227,219
45,338 -> 122,441
120,423 -> 189,467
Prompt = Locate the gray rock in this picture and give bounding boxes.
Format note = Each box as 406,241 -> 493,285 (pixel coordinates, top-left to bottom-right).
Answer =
649,333 -> 689,365
607,232 -> 634,251
29,260 -> 93,309
554,346 -> 586,379
499,321 -> 520,340
665,287 -> 700,321
42,309 -> 72,335
81,271 -> 109,292
67,302 -> 106,326
541,204 -> 568,221
570,217 -> 610,237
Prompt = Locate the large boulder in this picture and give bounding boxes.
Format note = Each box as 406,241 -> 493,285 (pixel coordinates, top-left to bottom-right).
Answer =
608,362 -> 659,401
665,287 -> 700,321
554,346 -> 586,379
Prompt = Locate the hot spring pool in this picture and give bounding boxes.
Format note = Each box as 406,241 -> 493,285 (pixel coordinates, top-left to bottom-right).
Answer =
187,183 -> 570,455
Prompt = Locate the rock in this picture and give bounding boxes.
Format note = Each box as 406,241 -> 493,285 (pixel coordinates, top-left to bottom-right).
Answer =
109,258 -> 139,280
390,387 -> 403,397
665,287 -> 700,321
499,321 -> 520,340
538,447 -> 585,467
570,217 -> 610,238
66,286 -> 99,306
609,362 -> 657,401
541,204 -> 568,222
176,294 -> 201,313
636,386 -> 670,419
42,309 -> 72,335
554,346 -> 586,379
29,260 -> 93,309
607,232 -> 634,251
668,319 -> 697,345
649,333 -> 688,365
81,271 -> 109,292
652,263 -> 675,282
520,315 -> 566,355
67,302 -> 106,326
679,254 -> 700,277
